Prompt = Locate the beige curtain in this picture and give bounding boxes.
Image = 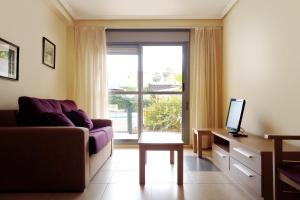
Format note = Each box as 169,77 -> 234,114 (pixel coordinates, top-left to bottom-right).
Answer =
190,27 -> 223,148
74,26 -> 108,118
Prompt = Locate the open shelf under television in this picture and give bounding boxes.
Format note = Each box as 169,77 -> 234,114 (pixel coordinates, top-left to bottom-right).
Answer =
212,134 -> 229,153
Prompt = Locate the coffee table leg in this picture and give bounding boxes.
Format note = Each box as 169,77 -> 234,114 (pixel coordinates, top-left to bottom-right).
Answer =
139,145 -> 145,184
177,145 -> 183,185
170,149 -> 174,164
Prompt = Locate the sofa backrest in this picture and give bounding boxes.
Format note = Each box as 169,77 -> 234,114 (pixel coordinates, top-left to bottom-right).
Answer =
18,96 -> 78,126
0,110 -> 18,127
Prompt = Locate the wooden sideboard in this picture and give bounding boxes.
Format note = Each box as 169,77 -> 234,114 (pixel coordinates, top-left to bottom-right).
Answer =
212,129 -> 274,200
193,129 -> 300,200
193,129 -> 277,199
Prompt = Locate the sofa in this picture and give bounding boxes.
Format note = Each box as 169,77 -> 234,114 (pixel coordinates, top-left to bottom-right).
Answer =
0,96 -> 113,192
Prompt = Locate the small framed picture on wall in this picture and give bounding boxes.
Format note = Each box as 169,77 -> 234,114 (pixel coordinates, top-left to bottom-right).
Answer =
42,37 -> 56,69
0,37 -> 19,80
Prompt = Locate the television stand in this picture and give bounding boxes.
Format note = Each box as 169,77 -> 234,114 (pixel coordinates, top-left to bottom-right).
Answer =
193,129 -> 300,200
193,128 -> 273,200
211,129 -> 275,199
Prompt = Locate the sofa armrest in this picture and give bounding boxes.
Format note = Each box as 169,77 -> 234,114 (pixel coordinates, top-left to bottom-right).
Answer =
92,119 -> 112,128
0,127 -> 89,192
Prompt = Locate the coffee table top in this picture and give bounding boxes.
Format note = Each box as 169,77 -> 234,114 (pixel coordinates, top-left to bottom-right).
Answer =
138,133 -> 184,145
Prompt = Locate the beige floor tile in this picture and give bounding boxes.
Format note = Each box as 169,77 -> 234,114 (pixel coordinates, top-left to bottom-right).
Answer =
216,184 -> 254,200
107,152 -> 123,162
114,148 -> 138,158
146,151 -> 174,163
146,169 -> 191,183
115,161 -> 139,171
100,159 -> 119,171
183,183 -> 252,200
79,183 -> 107,200
91,170 -> 115,184
101,183 -> 151,200
146,170 -> 177,183
149,183 -> 185,200
149,173 -> 190,183
109,171 -> 139,183
145,162 -> 177,172
187,171 -> 232,184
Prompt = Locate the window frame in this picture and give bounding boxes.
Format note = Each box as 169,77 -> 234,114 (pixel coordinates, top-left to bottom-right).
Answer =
107,42 -> 190,144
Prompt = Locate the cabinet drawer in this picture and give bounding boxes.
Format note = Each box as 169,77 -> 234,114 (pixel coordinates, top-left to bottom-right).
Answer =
230,157 -> 262,197
230,142 -> 261,174
212,144 -> 229,172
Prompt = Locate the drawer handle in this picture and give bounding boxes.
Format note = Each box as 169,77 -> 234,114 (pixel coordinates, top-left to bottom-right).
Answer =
233,147 -> 253,158
233,163 -> 255,177
215,150 -> 226,158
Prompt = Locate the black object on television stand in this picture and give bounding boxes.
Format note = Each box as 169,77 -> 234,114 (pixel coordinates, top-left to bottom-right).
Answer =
225,98 -> 246,137
228,131 -> 248,137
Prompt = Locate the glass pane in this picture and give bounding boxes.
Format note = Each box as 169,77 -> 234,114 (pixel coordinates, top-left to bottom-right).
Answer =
109,94 -> 138,139
143,94 -> 182,134
143,46 -> 183,92
107,55 -> 138,92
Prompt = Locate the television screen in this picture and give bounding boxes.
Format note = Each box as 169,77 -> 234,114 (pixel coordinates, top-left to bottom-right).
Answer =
225,98 -> 246,134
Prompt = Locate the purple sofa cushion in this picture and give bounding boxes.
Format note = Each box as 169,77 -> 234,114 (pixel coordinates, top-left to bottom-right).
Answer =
67,109 -> 93,130
278,165 -> 300,184
89,126 -> 113,155
60,100 -> 78,114
18,96 -> 63,126
42,112 -> 75,127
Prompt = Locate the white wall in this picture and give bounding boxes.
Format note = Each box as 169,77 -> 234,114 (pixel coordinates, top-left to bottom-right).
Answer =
223,0 -> 300,137
0,0 -> 69,109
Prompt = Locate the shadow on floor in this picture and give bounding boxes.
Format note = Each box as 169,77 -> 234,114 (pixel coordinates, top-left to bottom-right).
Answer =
184,155 -> 220,171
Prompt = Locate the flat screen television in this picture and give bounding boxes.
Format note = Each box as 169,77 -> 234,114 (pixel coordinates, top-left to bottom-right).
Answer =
225,98 -> 246,135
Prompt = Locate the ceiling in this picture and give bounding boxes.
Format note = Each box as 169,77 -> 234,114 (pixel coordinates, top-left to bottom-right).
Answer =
58,0 -> 237,20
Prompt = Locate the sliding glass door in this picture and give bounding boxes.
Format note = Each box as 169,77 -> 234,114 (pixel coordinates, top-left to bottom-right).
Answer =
107,44 -> 188,143
107,47 -> 139,139
142,46 -> 184,135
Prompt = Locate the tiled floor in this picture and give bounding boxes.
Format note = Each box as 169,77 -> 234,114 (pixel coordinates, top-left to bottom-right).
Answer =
0,148 -> 254,200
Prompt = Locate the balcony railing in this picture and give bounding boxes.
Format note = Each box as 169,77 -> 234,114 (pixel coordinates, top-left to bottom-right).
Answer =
109,111 -> 138,134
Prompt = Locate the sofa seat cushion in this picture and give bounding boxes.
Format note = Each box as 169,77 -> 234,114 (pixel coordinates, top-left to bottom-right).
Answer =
42,112 -> 75,127
67,109 -> 93,130
89,127 -> 113,155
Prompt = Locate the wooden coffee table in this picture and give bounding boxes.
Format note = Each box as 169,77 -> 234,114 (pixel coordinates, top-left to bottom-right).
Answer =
138,133 -> 184,185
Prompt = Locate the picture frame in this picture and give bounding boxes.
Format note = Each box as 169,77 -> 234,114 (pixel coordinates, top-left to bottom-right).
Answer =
0,38 -> 19,80
42,37 -> 56,69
